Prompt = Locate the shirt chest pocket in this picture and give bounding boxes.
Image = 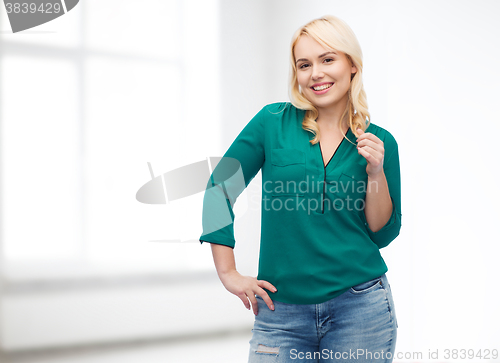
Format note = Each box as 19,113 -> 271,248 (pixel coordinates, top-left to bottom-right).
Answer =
270,148 -> 306,197
327,170 -> 367,211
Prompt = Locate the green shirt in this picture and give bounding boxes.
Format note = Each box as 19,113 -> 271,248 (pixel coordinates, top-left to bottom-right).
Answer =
200,102 -> 402,304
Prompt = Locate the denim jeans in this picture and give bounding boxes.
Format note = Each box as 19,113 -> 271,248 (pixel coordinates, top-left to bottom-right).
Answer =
248,273 -> 398,362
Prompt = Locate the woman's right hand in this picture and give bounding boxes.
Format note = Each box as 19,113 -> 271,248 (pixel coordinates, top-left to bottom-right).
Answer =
219,270 -> 277,315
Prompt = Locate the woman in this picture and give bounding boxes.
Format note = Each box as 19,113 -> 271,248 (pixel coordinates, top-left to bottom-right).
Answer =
200,15 -> 401,362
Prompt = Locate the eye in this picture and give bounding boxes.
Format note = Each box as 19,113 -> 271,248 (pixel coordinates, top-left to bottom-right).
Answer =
324,58 -> 334,63
299,63 -> 309,69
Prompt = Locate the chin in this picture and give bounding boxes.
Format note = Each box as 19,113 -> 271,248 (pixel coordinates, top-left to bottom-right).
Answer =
313,99 -> 338,108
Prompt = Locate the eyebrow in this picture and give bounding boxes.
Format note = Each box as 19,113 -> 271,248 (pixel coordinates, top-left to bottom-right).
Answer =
295,51 -> 338,65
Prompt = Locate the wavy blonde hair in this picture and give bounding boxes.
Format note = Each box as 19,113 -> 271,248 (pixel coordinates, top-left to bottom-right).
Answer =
289,15 -> 370,146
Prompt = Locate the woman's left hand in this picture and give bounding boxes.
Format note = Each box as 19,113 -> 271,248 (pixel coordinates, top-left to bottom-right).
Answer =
356,128 -> 384,177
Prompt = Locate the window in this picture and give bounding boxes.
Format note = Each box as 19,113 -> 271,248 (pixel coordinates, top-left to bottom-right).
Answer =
0,0 -> 221,280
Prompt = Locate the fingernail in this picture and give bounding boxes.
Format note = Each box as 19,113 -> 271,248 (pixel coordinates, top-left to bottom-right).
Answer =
270,305 -> 274,310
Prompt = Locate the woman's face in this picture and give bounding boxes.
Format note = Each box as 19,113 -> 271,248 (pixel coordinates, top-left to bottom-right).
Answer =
294,35 -> 357,115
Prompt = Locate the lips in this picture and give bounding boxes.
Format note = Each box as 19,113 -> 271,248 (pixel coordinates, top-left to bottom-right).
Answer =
311,82 -> 334,91
310,82 -> 334,95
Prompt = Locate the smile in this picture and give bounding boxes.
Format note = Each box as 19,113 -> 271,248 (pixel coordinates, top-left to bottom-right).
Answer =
310,82 -> 334,95
312,83 -> 334,91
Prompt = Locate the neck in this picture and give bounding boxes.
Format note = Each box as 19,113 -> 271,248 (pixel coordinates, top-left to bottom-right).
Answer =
315,97 -> 350,131
316,111 -> 349,133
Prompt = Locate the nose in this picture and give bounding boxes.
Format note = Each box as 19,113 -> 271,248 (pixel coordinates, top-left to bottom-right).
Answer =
311,64 -> 324,81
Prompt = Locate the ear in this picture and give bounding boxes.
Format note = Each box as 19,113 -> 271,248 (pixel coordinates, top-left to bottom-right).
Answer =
351,70 -> 357,81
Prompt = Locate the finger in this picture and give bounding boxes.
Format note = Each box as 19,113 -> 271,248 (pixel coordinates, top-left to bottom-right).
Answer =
237,292 -> 251,310
358,145 -> 384,158
356,129 -> 377,141
358,146 -> 383,165
357,146 -> 369,159
356,131 -> 382,145
257,280 -> 278,293
247,293 -> 259,315
358,144 -> 383,159
360,144 -> 383,158
356,133 -> 384,150
357,145 -> 376,161
241,298 -> 251,311
356,138 -> 382,151
256,288 -> 275,311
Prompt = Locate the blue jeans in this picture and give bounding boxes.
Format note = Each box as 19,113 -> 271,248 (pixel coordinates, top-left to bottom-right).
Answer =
248,273 -> 398,362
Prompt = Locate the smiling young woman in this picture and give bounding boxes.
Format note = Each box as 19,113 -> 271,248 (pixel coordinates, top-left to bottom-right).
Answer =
200,15 -> 402,363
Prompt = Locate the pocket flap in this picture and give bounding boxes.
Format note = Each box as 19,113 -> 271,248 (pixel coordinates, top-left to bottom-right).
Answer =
271,149 -> 305,166
340,170 -> 367,181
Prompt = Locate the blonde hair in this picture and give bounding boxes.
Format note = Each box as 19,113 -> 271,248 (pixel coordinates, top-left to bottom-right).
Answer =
289,15 -> 370,145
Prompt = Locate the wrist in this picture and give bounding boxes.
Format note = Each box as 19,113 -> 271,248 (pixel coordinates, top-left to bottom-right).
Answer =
367,169 -> 387,193
218,268 -> 239,283
367,169 -> 385,180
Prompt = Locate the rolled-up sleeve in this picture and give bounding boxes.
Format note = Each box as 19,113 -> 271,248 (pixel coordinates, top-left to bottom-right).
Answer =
199,106 -> 266,248
361,136 -> 402,249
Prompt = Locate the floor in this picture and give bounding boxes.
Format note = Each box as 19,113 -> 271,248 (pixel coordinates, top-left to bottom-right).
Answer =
1,331 -> 253,363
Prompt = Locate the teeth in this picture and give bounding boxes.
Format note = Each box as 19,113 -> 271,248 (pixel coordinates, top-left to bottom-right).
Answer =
313,83 -> 333,91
